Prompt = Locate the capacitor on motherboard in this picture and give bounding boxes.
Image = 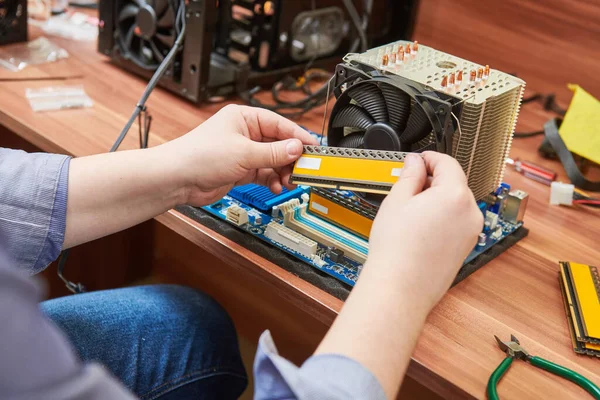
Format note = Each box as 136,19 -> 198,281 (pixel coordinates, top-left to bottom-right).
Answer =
477,67 -> 483,81
484,64 -> 490,78
483,220 -> 491,234
272,206 -> 280,218
478,233 -> 487,247
449,72 -> 455,86
412,41 -> 419,53
405,43 -> 411,55
254,215 -> 263,225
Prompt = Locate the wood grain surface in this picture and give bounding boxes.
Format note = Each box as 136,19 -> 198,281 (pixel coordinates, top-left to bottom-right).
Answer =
1,2 -> 599,398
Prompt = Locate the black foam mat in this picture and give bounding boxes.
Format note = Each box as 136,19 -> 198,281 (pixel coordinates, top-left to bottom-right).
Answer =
176,205 -> 529,301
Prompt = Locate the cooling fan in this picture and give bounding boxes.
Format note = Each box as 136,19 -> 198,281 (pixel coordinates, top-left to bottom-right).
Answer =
328,75 -> 457,154
115,0 -> 178,70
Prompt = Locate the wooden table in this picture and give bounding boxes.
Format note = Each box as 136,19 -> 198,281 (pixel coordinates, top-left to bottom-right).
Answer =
1,10 -> 599,399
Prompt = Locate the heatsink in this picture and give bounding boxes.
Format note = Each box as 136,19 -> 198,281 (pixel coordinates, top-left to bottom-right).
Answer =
341,41 -> 525,200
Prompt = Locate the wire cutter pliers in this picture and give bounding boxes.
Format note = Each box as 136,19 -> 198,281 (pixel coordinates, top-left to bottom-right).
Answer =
487,334 -> 600,400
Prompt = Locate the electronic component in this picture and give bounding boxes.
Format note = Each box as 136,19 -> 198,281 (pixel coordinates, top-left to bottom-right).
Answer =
329,41 -> 525,200
254,215 -> 263,225
486,211 -> 499,230
329,248 -> 345,263
477,233 -> 487,247
226,205 -> 249,226
503,190 -> 529,224
279,199 -> 368,264
490,226 -> 503,240
550,182 -> 574,206
265,222 -> 317,258
290,146 -> 410,194
228,184 -> 307,212
0,0 -> 27,45
559,262 -> 600,357
308,187 -> 375,239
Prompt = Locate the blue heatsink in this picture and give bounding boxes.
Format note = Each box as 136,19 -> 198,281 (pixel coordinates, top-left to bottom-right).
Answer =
227,184 -> 307,212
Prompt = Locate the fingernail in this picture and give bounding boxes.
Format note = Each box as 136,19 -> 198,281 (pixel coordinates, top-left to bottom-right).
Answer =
404,154 -> 420,167
286,140 -> 301,157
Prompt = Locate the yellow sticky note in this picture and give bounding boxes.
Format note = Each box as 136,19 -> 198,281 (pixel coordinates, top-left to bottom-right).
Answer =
559,84 -> 600,165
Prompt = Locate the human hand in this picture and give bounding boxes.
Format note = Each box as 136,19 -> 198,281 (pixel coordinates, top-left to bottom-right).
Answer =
367,151 -> 483,311
160,104 -> 318,206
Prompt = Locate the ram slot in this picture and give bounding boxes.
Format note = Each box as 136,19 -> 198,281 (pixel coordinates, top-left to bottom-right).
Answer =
279,199 -> 369,264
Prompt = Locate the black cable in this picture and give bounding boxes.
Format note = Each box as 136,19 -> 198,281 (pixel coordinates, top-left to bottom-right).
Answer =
342,0 -> 368,52
514,93 -> 567,138
110,0 -> 186,152
57,0 -> 185,293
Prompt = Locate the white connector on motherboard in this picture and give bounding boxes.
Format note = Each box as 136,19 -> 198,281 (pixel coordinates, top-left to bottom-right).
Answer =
265,222 -> 317,258
226,205 -> 249,226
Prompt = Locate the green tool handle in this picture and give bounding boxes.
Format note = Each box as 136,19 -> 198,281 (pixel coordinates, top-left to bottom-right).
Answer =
530,356 -> 600,399
487,357 -> 513,400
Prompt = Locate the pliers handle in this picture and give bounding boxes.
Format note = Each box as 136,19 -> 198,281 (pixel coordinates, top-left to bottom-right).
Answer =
487,335 -> 600,400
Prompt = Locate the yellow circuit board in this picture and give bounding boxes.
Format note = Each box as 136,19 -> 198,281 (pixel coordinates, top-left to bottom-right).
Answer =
290,146 -> 411,194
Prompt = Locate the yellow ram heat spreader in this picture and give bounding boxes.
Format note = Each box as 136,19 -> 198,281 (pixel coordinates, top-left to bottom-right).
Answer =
290,146 -> 413,194
559,261 -> 600,358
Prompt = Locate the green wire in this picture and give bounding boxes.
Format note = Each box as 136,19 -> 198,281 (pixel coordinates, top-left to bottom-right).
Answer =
530,356 -> 600,399
487,357 -> 513,400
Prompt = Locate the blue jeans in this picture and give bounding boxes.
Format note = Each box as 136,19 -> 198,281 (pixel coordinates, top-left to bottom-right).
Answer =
40,285 -> 248,399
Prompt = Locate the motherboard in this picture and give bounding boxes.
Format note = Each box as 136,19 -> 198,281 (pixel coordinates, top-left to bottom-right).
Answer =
201,182 -> 526,287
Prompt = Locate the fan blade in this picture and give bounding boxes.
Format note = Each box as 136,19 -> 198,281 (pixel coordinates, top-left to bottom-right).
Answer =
131,0 -> 146,8
125,24 -> 136,49
337,132 -> 365,148
118,4 -> 139,22
149,39 -> 165,62
400,104 -> 432,145
155,32 -> 175,47
332,104 -> 375,131
380,84 -> 410,132
154,0 -> 169,17
346,84 -> 388,123
157,4 -> 175,28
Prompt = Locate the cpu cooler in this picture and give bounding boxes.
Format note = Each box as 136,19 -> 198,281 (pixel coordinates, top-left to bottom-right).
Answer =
0,0 -> 27,45
328,41 -> 525,200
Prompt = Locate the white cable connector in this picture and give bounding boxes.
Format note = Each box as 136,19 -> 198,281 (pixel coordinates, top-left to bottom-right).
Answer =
550,182 -> 574,206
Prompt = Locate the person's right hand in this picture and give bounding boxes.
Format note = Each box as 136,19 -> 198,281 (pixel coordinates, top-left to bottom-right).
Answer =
367,151 -> 483,311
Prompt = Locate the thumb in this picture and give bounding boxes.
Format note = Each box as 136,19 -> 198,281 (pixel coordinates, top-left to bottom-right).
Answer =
245,139 -> 303,169
388,154 -> 427,203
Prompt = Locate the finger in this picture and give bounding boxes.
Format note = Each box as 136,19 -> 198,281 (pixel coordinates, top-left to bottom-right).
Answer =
387,153 -> 427,203
422,151 -> 467,187
279,166 -> 295,190
242,139 -> 303,170
254,168 -> 282,194
239,106 -> 318,145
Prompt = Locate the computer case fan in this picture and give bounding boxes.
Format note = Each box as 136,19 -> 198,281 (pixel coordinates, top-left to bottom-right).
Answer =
328,41 -> 525,200
0,0 -> 27,45
98,0 -> 217,103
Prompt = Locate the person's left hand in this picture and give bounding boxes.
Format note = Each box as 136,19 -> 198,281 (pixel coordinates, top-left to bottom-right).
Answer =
159,104 -> 318,206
